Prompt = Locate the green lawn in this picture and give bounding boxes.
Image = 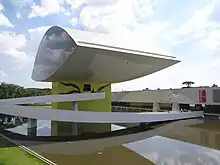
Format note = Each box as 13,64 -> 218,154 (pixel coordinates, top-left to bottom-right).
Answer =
0,136 -> 46,165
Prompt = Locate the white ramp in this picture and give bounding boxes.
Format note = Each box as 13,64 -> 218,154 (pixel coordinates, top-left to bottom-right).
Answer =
0,93 -> 203,123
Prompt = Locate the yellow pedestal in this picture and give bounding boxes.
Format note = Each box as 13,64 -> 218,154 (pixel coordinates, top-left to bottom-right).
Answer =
51,81 -> 111,136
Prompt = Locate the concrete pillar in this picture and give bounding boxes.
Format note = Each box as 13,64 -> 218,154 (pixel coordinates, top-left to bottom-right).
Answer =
153,102 -> 160,112
172,103 -> 180,111
72,101 -> 78,136
27,118 -> 37,137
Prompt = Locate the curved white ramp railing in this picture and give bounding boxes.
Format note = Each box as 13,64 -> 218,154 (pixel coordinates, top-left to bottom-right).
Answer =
0,93 -> 203,123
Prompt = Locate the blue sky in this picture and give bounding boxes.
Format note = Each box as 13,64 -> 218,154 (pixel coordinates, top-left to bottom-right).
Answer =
0,0 -> 220,91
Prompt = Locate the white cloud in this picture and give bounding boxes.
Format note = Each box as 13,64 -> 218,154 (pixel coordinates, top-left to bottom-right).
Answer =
5,48 -> 27,60
64,11 -> 71,16
0,31 -> 26,57
0,25 -> 51,85
112,57 -> 220,91
79,0 -> 154,33
200,29 -> 220,51
28,0 -> 87,18
76,0 -> 171,54
4,48 -> 34,69
10,0 -> 34,8
28,0 -> 65,18
0,70 -> 8,82
70,17 -> 78,26
0,31 -> 33,69
175,3 -> 214,40
25,78 -> 51,88
0,31 -> 26,48
16,12 -> 23,19
0,4 -> 14,27
64,0 -> 86,10
174,0 -> 220,51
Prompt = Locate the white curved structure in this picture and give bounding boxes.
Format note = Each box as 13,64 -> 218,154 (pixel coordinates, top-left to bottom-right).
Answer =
32,26 -> 180,82
0,27 -> 203,127
0,93 -> 203,123
0,92 -> 105,105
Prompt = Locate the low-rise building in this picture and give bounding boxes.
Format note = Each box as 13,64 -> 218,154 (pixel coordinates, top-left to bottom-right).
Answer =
112,87 -> 220,113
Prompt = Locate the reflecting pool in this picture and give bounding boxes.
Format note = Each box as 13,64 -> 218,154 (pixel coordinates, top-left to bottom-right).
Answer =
5,118 -> 220,165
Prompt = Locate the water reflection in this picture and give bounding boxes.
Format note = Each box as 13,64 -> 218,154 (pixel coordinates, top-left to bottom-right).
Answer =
7,120 -> 125,136
124,136 -> 220,165
5,119 -> 220,165
7,120 -> 51,136
161,121 -> 220,150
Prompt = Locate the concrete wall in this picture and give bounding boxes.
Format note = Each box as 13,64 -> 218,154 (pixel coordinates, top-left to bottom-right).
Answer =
112,87 -> 220,105
180,87 -> 220,105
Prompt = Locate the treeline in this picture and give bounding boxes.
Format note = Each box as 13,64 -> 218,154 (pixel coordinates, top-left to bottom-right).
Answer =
0,82 -> 51,129
0,82 -> 51,99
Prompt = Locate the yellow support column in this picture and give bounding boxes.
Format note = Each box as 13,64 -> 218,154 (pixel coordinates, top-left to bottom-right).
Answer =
51,81 -> 111,136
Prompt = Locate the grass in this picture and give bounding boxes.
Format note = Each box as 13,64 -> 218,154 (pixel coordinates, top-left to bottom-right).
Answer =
0,136 -> 46,165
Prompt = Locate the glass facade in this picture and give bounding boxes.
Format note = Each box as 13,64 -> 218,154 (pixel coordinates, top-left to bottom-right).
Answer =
32,26 -> 77,81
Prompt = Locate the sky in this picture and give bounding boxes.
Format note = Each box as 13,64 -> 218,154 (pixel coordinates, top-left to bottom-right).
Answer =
0,0 -> 220,91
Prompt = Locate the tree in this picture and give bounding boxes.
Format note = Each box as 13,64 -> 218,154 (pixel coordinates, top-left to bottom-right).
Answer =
182,81 -> 195,88
0,82 -> 51,99
212,84 -> 218,87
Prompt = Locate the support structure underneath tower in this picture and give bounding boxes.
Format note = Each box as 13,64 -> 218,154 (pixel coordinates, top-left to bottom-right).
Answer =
51,81 -> 112,136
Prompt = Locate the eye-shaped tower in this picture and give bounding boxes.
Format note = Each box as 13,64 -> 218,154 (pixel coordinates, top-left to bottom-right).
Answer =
32,26 -> 180,135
